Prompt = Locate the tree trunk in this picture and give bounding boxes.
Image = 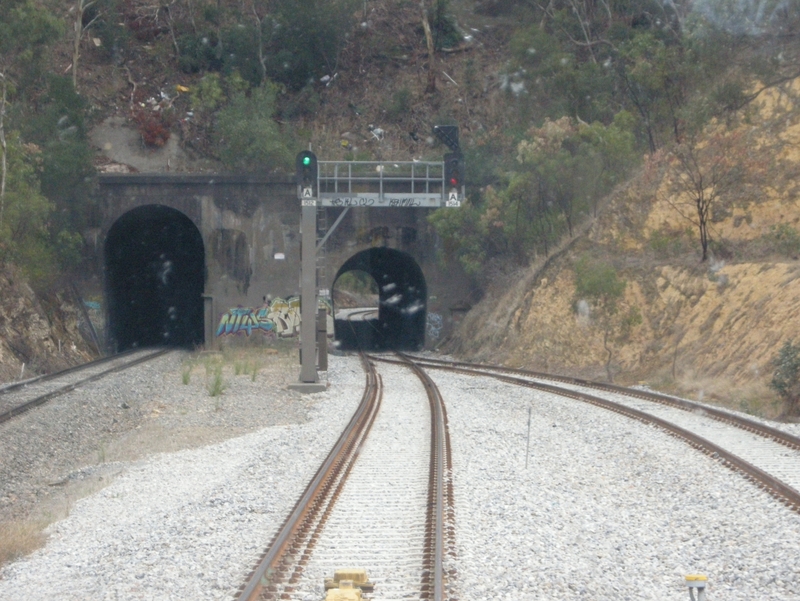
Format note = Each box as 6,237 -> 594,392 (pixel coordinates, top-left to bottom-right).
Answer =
603,329 -> 614,383
252,3 -> 267,82
696,194 -> 710,261
0,73 -> 6,229
73,3 -> 82,90
420,0 -> 436,93
73,0 -> 100,91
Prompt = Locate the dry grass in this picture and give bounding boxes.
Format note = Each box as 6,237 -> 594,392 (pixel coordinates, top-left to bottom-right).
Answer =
0,472 -> 117,568
0,520 -> 49,566
648,369 -> 784,419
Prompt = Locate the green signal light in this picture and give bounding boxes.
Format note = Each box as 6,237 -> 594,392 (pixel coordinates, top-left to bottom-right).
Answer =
302,156 -> 311,166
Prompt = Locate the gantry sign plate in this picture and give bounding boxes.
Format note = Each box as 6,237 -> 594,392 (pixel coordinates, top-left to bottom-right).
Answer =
316,160 -> 462,208
318,193 -> 444,208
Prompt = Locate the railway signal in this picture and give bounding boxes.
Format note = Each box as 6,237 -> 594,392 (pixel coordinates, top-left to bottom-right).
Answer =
433,125 -> 460,152
444,152 -> 464,193
296,150 -> 318,199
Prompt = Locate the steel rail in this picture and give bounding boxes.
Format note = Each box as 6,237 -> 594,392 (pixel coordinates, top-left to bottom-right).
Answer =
408,355 -> 800,451
406,359 -> 800,514
0,348 -> 171,426
235,353 -> 381,601
0,347 -> 145,396
373,352 -> 455,601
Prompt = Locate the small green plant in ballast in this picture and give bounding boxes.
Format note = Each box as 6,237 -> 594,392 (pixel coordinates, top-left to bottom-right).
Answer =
207,365 -> 226,398
182,364 -> 192,384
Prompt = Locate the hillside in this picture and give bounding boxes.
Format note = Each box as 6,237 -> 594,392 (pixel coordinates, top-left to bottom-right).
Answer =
77,1 -> 515,172
444,79 -> 800,419
2,0 -> 800,422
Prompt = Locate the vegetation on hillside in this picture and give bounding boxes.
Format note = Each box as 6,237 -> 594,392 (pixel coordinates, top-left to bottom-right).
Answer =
771,340 -> 800,417
1,1 -> 95,285
573,254 -> 642,383
0,0 -> 798,302
0,0 -> 799,415
430,0 -> 800,275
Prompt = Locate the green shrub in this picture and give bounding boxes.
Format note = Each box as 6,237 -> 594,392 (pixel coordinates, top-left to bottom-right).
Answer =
429,0 -> 461,50
574,255 -> 626,311
279,83 -> 320,120
54,230 -> 83,270
770,341 -> 800,416
267,0 -> 359,90
768,224 -> 800,257
178,31 -> 222,73
16,75 -> 96,234
648,227 -> 692,256
190,73 -> 225,113
383,88 -> 412,122
0,0 -> 63,85
0,133 -> 57,284
220,23 -> 264,87
215,82 -> 294,172
207,365 -> 226,397
91,0 -> 130,63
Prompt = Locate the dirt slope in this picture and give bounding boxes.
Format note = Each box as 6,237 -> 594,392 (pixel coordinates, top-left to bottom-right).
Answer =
445,81 -> 800,418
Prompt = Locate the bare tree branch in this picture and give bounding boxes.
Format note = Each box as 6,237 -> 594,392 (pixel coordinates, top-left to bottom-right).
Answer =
252,2 -> 268,82
420,0 -> 436,93
566,0 -> 597,63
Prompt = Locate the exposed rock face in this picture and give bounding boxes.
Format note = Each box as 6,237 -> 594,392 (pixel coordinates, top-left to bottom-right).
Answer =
444,81 -> 800,416
0,266 -> 96,383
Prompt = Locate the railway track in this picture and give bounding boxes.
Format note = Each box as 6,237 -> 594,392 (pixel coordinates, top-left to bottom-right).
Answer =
404,353 -> 800,514
235,348 -> 455,601
0,347 -> 172,425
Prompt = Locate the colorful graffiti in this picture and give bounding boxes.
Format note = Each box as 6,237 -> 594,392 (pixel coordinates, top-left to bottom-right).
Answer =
216,296 -> 333,337
426,312 -> 443,340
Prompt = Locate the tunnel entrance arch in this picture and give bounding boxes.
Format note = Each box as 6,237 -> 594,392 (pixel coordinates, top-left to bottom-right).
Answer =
332,248 -> 426,351
105,204 -> 205,351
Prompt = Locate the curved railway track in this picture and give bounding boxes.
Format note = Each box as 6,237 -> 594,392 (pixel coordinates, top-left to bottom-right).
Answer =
403,353 -> 800,515
0,348 -> 172,426
236,338 -> 455,599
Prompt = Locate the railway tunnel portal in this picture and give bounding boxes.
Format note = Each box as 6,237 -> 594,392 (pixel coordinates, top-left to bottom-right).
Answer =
105,205 -> 205,351
333,248 -> 427,351
98,173 -> 472,353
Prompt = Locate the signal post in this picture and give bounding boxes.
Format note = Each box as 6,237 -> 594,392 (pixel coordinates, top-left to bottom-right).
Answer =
290,128 -> 463,392
289,151 -> 327,393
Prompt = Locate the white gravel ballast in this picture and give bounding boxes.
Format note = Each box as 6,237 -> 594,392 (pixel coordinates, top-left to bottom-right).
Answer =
3,354 -> 800,600
0,356 -> 365,600
431,370 -> 800,601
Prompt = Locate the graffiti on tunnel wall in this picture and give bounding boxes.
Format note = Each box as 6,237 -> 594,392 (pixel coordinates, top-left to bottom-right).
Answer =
216,296 -> 332,337
426,312 -> 443,340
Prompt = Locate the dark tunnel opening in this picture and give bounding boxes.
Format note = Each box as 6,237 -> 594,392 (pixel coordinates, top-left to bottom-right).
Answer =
105,205 -> 205,352
333,248 -> 426,351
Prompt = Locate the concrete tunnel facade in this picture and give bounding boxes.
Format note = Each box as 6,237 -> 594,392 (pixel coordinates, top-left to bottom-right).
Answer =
97,174 -> 475,352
